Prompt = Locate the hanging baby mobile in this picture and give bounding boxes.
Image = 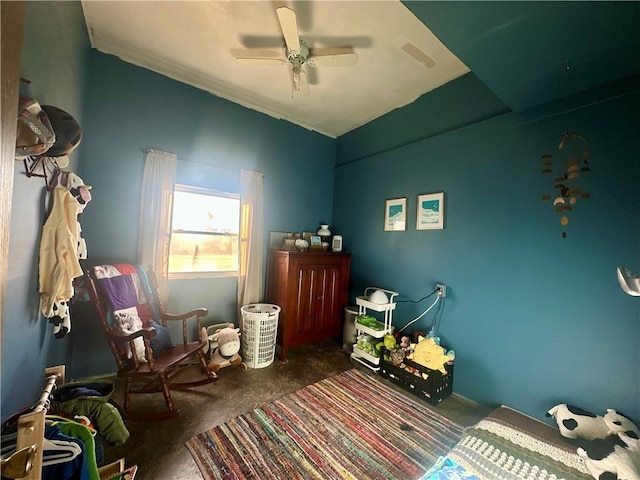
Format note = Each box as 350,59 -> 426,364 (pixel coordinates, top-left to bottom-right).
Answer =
540,131 -> 591,238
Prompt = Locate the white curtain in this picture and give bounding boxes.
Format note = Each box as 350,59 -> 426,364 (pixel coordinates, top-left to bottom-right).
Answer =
237,170 -> 264,323
138,150 -> 177,301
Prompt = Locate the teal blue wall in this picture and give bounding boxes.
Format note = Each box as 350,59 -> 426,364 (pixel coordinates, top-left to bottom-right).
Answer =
74,51 -> 336,378
2,1 -> 89,421
334,83 -> 640,421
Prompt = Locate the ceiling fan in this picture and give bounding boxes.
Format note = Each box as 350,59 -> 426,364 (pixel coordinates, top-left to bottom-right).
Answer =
234,6 -> 359,96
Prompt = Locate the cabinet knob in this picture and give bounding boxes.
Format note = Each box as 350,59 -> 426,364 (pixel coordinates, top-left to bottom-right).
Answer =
317,296 -> 324,300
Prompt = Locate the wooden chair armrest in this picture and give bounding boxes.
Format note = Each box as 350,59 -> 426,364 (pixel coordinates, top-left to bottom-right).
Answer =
107,327 -> 157,342
160,308 -> 208,344
161,308 -> 208,322
107,328 -> 158,370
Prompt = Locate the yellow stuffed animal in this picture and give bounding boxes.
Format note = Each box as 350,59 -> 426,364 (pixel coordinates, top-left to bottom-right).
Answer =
407,336 -> 454,374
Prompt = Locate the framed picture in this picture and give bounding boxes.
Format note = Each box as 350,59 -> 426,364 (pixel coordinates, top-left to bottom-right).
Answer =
269,231 -> 288,249
416,192 -> 445,230
384,197 -> 406,231
310,235 -> 322,246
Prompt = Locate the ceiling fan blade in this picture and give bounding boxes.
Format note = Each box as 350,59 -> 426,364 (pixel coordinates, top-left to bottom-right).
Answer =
236,57 -> 287,66
276,7 -> 300,52
307,48 -> 358,67
233,48 -> 286,66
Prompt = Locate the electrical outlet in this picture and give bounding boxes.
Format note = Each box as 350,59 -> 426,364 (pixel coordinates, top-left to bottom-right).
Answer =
436,284 -> 447,298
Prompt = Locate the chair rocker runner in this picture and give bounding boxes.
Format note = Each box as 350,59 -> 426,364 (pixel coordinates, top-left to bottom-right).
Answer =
85,263 -> 216,421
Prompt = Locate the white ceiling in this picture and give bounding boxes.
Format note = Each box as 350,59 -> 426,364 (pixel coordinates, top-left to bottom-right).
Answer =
81,1 -> 470,138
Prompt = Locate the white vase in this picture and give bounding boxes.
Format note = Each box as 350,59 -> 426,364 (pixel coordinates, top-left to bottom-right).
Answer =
317,224 -> 331,237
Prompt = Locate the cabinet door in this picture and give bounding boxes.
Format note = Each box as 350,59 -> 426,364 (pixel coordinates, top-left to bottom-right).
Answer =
293,261 -> 345,341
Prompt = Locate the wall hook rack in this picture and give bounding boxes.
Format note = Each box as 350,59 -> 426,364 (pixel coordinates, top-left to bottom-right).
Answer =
23,156 -> 50,184
23,156 -> 65,190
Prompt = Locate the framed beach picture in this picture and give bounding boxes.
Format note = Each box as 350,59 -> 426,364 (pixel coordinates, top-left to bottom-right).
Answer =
417,192 -> 445,230
384,197 -> 407,231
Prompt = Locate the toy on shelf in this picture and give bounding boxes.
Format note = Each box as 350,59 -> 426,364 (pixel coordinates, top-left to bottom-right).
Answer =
351,287 -> 398,372
407,336 -> 455,375
205,323 -> 247,373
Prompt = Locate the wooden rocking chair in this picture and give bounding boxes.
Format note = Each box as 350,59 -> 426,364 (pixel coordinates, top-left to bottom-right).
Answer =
84,263 -> 216,421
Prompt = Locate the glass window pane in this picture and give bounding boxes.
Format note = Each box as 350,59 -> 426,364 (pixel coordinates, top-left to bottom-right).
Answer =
172,191 -> 239,234
169,232 -> 239,273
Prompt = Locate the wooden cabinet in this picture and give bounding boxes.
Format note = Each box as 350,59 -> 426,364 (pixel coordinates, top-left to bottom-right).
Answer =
265,251 -> 350,361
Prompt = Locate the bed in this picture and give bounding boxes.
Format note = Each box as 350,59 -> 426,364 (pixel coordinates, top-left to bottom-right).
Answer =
423,405 -> 593,480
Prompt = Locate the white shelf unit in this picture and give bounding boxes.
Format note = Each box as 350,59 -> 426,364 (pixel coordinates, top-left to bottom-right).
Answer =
351,287 -> 398,372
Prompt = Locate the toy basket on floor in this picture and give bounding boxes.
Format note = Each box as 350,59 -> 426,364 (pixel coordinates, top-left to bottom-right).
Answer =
241,304 -> 280,368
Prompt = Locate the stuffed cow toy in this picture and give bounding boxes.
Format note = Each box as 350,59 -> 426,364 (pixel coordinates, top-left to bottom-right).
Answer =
547,404 -> 640,441
577,433 -> 640,480
547,404 -> 640,480
207,326 -> 244,373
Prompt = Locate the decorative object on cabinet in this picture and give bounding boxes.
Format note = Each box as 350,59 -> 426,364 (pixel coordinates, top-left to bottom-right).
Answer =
84,263 -> 216,421
309,235 -> 324,251
416,191 -> 445,230
294,238 -> 309,251
384,197 -> 406,231
269,231 -> 288,250
351,287 -> 398,372
265,250 -> 350,361
316,223 -> 331,241
331,235 -> 343,252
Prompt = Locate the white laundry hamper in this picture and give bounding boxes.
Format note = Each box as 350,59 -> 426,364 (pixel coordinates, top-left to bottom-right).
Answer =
240,303 -> 281,368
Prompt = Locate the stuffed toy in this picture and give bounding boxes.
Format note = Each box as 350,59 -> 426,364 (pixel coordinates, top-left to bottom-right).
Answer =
548,404 -> 640,480
112,311 -> 146,362
547,404 -> 640,441
406,336 -> 454,374
577,433 -> 640,480
207,326 -> 245,373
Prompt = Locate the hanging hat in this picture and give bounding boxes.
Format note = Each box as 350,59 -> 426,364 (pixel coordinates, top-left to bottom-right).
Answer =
40,105 -> 82,157
15,95 -> 56,159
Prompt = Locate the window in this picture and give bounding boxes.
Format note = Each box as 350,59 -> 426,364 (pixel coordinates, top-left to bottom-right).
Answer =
169,185 -> 240,277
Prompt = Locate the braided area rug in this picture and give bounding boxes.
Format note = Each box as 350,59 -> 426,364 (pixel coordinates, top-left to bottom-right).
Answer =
185,368 -> 464,480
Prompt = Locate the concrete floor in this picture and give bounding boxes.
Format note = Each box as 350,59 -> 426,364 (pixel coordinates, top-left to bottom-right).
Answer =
102,339 -> 489,480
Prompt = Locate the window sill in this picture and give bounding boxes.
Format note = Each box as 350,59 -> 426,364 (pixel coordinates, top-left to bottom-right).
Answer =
169,271 -> 238,280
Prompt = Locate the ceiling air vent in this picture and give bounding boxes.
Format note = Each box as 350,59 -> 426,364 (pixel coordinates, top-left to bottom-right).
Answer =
395,35 -> 435,68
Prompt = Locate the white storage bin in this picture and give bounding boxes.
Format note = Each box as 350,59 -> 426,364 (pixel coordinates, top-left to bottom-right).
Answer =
241,304 -> 280,369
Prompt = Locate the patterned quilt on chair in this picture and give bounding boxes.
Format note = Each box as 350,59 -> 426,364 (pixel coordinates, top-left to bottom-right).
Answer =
91,263 -> 172,357
91,264 -> 158,327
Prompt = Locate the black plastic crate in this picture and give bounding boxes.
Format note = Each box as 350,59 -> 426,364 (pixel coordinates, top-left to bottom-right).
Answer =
379,355 -> 453,405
